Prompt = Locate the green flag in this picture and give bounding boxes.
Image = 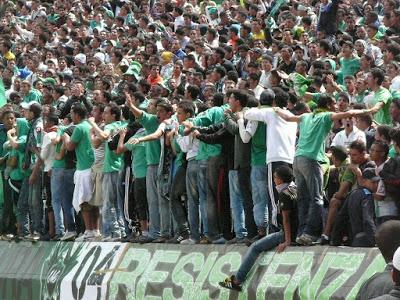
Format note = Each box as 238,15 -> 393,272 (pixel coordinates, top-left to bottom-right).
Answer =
288,73 -> 313,97
0,77 -> 6,108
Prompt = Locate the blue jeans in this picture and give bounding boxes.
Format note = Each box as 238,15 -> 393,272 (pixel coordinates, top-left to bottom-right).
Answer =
18,175 -> 43,235
251,165 -> 269,229
236,231 -> 284,283
157,171 -> 171,238
198,160 -> 209,237
187,160 -> 200,241
102,172 -> 125,237
51,168 -> 65,235
63,169 -> 76,231
146,165 -> 161,238
229,170 -> 247,239
293,156 -> 323,237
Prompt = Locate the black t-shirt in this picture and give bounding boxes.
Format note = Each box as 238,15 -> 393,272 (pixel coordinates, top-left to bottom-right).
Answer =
64,125 -> 77,170
277,184 -> 298,242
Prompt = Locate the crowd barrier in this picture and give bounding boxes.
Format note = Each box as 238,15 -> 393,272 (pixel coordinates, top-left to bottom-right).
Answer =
0,241 -> 385,299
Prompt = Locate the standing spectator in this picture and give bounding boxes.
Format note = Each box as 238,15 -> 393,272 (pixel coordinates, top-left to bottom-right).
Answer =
63,103 -> 97,241
276,95 -> 375,245
89,103 -> 125,241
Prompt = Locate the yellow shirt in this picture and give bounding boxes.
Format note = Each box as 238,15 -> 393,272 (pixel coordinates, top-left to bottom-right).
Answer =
4,51 -> 15,60
253,31 -> 266,41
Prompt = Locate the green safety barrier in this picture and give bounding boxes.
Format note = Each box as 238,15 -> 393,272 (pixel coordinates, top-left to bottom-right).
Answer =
0,241 -> 386,299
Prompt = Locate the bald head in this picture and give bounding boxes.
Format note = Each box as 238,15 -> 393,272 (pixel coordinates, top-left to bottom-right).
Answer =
376,220 -> 400,263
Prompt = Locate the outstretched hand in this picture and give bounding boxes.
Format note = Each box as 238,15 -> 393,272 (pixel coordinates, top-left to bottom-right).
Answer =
128,137 -> 140,145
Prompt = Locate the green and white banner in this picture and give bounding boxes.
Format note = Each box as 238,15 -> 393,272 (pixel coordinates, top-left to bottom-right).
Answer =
0,242 -> 386,299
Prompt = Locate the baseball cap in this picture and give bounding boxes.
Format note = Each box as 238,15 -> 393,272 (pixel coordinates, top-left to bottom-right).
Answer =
74,53 -> 86,64
93,52 -> 106,64
124,61 -> 142,80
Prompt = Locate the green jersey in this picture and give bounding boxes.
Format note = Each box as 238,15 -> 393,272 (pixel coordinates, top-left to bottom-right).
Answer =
296,112 -> 333,162
124,129 -> 147,178
139,112 -> 161,165
103,121 -> 124,173
22,89 -> 42,104
70,120 -> 94,170
53,126 -> 66,169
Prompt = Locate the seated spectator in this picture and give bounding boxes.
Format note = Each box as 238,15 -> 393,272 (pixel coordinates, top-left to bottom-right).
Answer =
331,117 -> 366,149
218,165 -> 297,292
330,168 -> 378,247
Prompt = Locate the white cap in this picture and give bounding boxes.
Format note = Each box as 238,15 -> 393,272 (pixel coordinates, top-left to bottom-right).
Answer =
393,247 -> 400,270
93,52 -> 105,64
20,101 -> 38,110
74,53 -> 86,64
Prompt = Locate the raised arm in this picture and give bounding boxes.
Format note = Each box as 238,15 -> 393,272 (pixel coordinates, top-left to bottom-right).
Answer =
125,92 -> 144,119
88,117 -> 109,140
115,128 -> 128,154
331,108 -> 373,121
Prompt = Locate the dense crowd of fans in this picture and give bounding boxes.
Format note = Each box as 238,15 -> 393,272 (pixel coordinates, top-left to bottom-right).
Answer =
1,0 -> 400,290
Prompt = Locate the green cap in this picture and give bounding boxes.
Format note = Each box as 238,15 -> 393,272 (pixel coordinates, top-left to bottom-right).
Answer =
39,77 -> 57,86
124,61 -> 142,80
105,9 -> 114,19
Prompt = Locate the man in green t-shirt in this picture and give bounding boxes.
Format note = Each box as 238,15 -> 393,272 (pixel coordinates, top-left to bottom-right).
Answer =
126,93 -> 173,243
63,103 -> 97,241
88,103 -> 125,241
366,68 -> 393,125
276,94 -> 375,245
17,102 -> 44,240
0,110 -> 17,236
20,80 -> 42,104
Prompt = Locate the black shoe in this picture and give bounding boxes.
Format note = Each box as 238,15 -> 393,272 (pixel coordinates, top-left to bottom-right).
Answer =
167,233 -> 190,244
218,275 -> 242,292
137,235 -> 155,244
227,237 -> 250,245
317,235 -> 330,245
152,236 -> 170,243
199,236 -> 212,244
51,233 -> 65,241
40,233 -> 51,241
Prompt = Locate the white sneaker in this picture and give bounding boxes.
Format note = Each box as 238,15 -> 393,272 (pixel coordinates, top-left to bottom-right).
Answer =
60,231 -> 77,241
92,230 -> 101,237
180,238 -> 199,245
75,231 -> 91,242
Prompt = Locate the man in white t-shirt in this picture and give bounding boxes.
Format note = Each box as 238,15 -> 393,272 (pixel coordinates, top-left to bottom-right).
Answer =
245,88 -> 297,230
331,117 -> 366,149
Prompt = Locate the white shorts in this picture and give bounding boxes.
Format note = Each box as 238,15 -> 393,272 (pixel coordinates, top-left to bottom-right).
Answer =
73,169 -> 93,212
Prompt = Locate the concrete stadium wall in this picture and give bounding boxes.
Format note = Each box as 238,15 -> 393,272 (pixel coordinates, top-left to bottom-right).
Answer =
0,241 -> 385,299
